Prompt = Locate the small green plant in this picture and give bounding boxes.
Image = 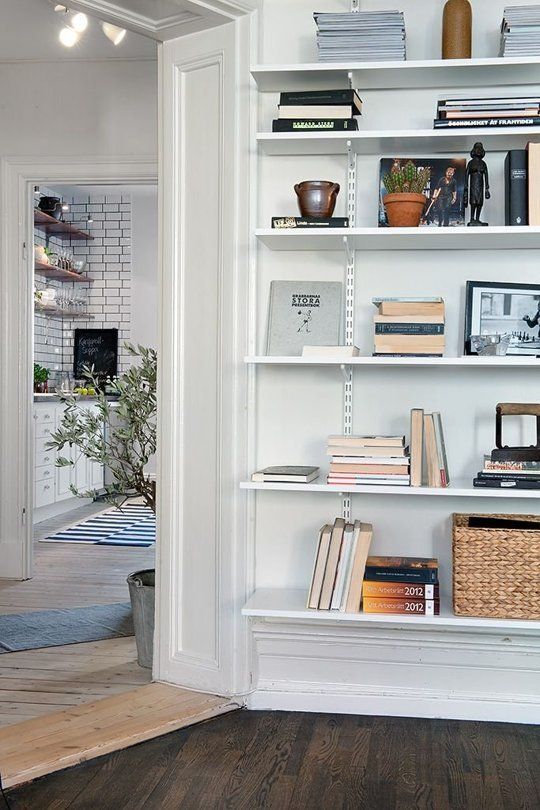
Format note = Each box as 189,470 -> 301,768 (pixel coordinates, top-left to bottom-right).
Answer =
47,344 -> 157,512
34,363 -> 49,385
383,160 -> 430,195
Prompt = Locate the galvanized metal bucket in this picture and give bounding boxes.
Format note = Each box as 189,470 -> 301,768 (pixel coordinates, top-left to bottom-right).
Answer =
127,569 -> 155,668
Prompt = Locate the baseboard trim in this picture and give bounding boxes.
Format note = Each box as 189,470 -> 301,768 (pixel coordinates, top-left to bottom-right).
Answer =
247,683 -> 540,724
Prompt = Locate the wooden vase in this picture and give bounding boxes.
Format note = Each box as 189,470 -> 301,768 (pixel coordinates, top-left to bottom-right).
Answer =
442,0 -> 472,59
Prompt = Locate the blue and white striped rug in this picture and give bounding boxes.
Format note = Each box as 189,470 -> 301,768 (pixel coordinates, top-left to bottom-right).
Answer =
40,504 -> 156,548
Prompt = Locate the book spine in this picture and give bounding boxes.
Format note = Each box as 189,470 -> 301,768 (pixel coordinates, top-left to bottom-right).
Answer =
372,353 -> 444,357
363,567 -> 438,584
434,117 -> 540,128
473,477 -> 540,489
272,119 -> 358,132
362,581 -> 438,599
362,597 -> 440,616
271,217 -> 350,228
374,323 -> 445,335
505,150 -> 529,226
478,471 -> 540,481
484,459 -> 540,471
279,90 -> 357,106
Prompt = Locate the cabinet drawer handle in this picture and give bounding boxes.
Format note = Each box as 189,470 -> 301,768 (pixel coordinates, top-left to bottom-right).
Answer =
44,485 -> 50,490
44,456 -> 50,462
43,470 -> 50,477
44,414 -> 51,420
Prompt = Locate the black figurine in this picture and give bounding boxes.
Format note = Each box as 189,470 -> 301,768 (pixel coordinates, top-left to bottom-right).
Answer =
464,142 -> 490,226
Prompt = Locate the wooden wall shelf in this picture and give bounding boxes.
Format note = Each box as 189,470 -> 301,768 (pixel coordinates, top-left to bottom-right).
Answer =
34,261 -> 92,284
34,210 -> 94,241
35,304 -> 93,320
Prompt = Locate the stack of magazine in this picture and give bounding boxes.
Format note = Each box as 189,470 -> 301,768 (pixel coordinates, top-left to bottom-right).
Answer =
500,5 -> 540,56
313,10 -> 406,62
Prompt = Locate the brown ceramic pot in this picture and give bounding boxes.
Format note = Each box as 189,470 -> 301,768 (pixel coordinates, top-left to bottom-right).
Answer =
294,181 -> 340,218
383,193 -> 427,228
442,0 -> 472,59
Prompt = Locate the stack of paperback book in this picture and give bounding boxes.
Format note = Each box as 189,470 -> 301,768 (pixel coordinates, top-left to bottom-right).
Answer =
500,5 -> 540,56
327,435 -> 410,487
272,88 -> 362,133
362,556 -> 440,616
307,518 -> 373,612
473,455 -> 540,490
313,10 -> 406,62
372,297 -> 445,357
434,95 -> 540,129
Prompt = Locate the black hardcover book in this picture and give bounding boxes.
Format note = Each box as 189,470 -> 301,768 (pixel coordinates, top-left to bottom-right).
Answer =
473,477 -> 540,490
279,89 -> 362,113
272,119 -> 358,132
363,566 -> 438,584
505,150 -> 528,226
372,353 -> 444,358
375,323 -> 445,335
271,217 -> 349,229
477,471 -> 540,482
434,117 -> 540,128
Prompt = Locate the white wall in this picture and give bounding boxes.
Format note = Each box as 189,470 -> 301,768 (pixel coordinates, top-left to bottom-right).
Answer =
130,188 -> 158,350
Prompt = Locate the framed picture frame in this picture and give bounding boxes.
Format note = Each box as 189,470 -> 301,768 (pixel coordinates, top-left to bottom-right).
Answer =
464,281 -> 540,356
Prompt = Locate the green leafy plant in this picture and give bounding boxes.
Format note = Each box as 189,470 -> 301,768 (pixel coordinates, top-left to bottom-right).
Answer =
46,344 -> 157,512
383,160 -> 431,195
34,363 -> 49,384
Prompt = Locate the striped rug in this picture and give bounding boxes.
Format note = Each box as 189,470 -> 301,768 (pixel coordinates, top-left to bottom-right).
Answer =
40,504 -> 156,548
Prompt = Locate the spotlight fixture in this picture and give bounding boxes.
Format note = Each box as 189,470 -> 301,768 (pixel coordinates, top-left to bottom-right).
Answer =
101,22 -> 126,45
59,26 -> 79,47
34,186 -> 41,198
61,202 -> 70,212
54,4 -> 68,11
71,12 -> 88,32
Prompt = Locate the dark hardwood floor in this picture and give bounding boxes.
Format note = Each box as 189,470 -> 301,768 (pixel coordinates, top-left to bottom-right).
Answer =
6,710 -> 540,809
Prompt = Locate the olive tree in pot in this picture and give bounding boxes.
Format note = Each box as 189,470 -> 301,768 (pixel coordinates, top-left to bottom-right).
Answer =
382,161 -> 431,227
47,344 -> 157,668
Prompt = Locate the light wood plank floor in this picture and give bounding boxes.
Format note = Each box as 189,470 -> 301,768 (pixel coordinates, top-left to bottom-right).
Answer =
0,682 -> 237,789
0,504 -> 155,728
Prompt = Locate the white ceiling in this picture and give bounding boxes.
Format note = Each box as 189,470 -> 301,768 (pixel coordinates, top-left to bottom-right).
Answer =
0,0 -> 157,60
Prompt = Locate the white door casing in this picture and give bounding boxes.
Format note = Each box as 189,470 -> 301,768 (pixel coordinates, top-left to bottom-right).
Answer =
155,16 -> 253,696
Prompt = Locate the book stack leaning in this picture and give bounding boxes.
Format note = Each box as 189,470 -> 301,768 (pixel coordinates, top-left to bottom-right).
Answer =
372,298 -> 445,357
307,518 -> 373,612
362,556 -> 440,616
327,435 -> 410,487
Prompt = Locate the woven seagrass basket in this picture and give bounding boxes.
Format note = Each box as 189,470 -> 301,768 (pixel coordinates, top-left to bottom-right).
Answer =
453,513 -> 540,620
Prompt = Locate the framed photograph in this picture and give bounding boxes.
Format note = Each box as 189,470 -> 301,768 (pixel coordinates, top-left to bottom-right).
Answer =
464,281 -> 540,356
379,157 -> 466,228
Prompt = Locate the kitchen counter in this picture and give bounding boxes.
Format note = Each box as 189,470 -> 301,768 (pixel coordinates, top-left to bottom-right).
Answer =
34,394 -> 119,402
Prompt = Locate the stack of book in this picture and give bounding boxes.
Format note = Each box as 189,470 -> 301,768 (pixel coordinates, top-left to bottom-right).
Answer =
372,298 -> 445,357
434,95 -> 540,129
500,5 -> 540,57
327,435 -> 410,487
410,408 -> 450,488
473,455 -> 540,490
362,556 -> 440,616
272,88 -> 362,133
313,10 -> 406,63
307,518 -> 373,612
251,465 -> 319,484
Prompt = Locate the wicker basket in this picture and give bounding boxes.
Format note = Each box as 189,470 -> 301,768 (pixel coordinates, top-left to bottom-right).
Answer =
453,513 -> 540,620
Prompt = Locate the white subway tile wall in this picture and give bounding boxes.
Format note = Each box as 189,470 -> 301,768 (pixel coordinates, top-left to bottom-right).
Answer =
34,189 -> 132,385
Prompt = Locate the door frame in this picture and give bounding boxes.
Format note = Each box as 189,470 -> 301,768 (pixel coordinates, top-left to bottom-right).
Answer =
0,155 -> 158,582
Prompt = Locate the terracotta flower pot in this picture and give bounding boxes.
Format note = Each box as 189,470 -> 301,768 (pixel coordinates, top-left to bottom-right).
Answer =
383,193 -> 427,228
294,180 -> 340,219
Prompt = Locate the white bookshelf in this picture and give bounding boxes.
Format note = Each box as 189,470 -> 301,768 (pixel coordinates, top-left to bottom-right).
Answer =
241,480 -> 540,499
243,588 -> 540,631
258,127 -> 540,156
245,23 -> 540,719
251,56 -> 540,91
245,355 -> 538,367
256,226 -> 540,251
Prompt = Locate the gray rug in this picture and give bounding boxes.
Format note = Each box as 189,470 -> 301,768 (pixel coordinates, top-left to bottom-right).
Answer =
0,602 -> 134,653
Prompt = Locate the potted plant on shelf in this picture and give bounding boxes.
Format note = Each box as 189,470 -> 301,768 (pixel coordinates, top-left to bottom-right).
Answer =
34,363 -> 50,394
47,344 -> 157,668
382,160 -> 431,227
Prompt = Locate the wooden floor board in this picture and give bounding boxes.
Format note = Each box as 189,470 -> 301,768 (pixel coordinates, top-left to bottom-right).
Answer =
8,711 -> 538,810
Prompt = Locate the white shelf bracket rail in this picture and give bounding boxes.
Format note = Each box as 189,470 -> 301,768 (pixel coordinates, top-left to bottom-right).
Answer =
341,143 -> 357,521
351,0 -> 360,12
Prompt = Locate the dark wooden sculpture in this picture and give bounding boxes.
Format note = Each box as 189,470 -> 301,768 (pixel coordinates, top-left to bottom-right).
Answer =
464,142 -> 490,226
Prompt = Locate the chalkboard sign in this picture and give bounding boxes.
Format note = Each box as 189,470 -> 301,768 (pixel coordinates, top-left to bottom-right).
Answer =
73,329 -> 118,381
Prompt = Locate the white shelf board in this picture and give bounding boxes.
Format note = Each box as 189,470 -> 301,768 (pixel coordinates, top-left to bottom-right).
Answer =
240,479 -> 540,499
251,56 -> 540,92
245,356 -> 538,367
256,226 -> 540,251
242,588 -> 540,631
258,127 -> 540,156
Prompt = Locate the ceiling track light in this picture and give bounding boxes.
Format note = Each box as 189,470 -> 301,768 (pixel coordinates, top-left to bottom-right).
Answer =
71,12 -> 88,32
101,22 -> 127,46
59,26 -> 79,47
